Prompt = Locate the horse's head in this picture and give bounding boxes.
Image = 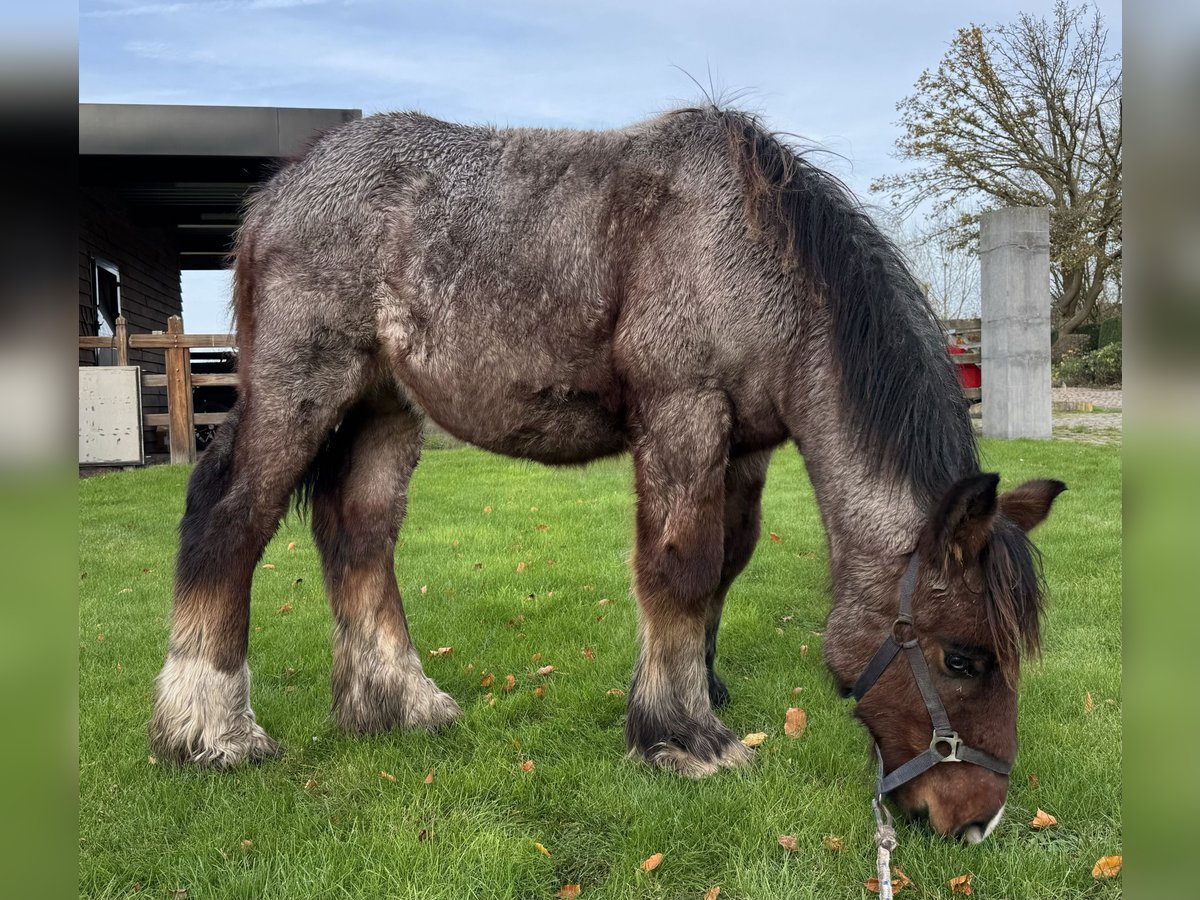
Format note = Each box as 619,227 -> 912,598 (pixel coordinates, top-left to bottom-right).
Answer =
825,473 -> 1065,842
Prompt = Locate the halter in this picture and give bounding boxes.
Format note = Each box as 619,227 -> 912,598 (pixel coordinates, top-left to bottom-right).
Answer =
851,553 -> 1013,802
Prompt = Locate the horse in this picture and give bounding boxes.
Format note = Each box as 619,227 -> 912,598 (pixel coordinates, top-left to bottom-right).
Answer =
149,105 -> 1064,842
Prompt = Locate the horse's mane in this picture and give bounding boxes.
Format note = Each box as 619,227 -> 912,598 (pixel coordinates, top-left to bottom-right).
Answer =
671,106 -> 978,508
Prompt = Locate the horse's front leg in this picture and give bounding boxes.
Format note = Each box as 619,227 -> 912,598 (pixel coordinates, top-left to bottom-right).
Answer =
625,391 -> 754,777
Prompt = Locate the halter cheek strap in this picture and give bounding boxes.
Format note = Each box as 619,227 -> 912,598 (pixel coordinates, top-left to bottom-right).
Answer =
851,553 -> 1012,800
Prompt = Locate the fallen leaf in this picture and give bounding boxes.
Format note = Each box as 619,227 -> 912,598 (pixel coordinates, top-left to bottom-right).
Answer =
428,646 -> 454,657
420,585 -> 428,594
379,770 -> 396,783
822,835 -> 844,852
148,755 -> 157,765
704,888 -> 721,900
418,828 -> 429,841
116,663 -> 123,673
799,644 -> 808,656
516,562 -> 527,572
742,732 -> 768,748
240,839 -> 253,849
534,841 -> 550,857
1092,855 -> 1121,878
487,693 -> 496,706
261,563 -> 275,570
532,652 -> 543,662
480,672 -> 495,688
770,532 -> 781,543
276,603 -> 292,614
131,884 -> 141,892
303,778 -> 318,790
537,665 -> 556,675
866,868 -> 911,893
1030,808 -> 1057,829
466,662 -> 475,673
777,835 -> 798,852
530,506 -> 538,512
583,647 -> 595,660
1027,773 -> 1039,789
606,688 -> 625,696
287,542 -> 296,551
452,539 -> 460,546
535,685 -> 546,698
423,769 -> 434,785
504,673 -> 516,692
520,760 -> 535,773
556,885 -> 580,899
536,523 -> 549,532
546,559 -> 555,566
791,686 -> 803,695
1085,692 -> 1094,713
96,634 -> 105,642
484,506 -> 492,513
169,890 -> 188,900
949,873 -> 973,895
784,707 -> 808,739
597,598 -> 612,606
118,587 -> 132,594
640,852 -> 663,872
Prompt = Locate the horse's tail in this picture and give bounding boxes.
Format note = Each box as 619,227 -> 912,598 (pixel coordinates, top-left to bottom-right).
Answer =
230,224 -> 259,389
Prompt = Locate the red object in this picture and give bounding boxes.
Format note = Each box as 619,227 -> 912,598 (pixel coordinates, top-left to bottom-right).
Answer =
947,344 -> 981,389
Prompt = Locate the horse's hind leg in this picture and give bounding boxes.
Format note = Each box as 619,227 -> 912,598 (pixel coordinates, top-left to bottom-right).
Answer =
625,391 -> 753,777
706,450 -> 771,707
310,387 -> 461,734
150,386 -> 352,767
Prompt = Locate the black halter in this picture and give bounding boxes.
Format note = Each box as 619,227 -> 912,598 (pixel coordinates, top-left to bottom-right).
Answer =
851,554 -> 1013,799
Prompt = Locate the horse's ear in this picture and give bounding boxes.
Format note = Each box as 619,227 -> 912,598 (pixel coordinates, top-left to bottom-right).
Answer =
999,479 -> 1067,533
930,473 -> 1000,564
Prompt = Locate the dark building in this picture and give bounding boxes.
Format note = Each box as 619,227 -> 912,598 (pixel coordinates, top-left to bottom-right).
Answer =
78,103 -> 361,445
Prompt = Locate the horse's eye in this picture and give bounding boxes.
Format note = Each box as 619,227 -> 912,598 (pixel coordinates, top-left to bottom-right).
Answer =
944,652 -> 974,676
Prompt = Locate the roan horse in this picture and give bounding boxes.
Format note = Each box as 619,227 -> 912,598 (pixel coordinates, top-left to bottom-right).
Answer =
150,105 -> 1065,842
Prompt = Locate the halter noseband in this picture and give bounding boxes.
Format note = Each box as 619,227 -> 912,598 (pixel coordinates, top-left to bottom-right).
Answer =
850,553 -> 1013,801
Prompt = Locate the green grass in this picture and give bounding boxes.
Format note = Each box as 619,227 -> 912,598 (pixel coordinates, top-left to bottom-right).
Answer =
79,440 -> 1121,899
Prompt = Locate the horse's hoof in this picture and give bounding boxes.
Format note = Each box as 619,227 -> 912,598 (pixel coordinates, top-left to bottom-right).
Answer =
708,673 -> 731,708
150,716 -> 282,769
335,677 -> 462,734
628,713 -> 754,778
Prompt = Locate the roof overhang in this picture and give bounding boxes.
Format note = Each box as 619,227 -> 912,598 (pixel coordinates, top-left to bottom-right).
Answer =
79,103 -> 362,270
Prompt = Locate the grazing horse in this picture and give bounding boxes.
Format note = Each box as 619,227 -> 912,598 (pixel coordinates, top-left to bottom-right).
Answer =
150,106 -> 1064,841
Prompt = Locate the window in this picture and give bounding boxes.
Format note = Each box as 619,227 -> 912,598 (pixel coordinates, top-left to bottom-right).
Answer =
92,258 -> 121,365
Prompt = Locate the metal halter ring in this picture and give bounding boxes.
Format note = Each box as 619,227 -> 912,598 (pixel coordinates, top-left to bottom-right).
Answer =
930,731 -> 964,762
890,614 -> 916,645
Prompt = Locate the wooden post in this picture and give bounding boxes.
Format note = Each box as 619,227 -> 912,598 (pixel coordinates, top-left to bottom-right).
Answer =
165,315 -> 196,464
114,315 -> 129,367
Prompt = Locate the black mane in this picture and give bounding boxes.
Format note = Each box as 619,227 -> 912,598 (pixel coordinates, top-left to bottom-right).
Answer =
707,107 -> 979,507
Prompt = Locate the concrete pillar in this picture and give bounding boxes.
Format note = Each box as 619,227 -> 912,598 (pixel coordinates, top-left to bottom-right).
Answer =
980,208 -> 1052,439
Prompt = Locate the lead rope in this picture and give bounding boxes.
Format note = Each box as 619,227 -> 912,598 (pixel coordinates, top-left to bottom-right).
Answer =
872,752 -> 898,900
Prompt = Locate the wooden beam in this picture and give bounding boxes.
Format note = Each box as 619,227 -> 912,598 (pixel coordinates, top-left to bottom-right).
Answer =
114,316 -> 129,367
129,332 -> 237,349
145,412 -> 228,427
142,373 -> 240,388
164,315 -> 196,464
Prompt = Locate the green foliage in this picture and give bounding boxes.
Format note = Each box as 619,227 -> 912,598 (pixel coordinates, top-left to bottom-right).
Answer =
79,444 -> 1121,899
1052,341 -> 1122,385
1075,323 -> 1101,352
1098,316 -> 1122,348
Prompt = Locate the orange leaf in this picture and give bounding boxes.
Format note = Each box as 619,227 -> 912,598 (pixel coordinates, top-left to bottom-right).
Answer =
483,506 -> 492,513
420,585 -> 428,594
480,672 -> 495,688
866,868 -> 910,893
240,839 -> 253,849
822,835 -> 844,852
520,760 -> 535,773
1092,855 -> 1121,878
1085,692 -> 1094,713
534,841 -> 550,857
1030,808 -> 1057,829
379,770 -> 396,783
769,532 -> 781,543
516,561 -> 527,572
535,685 -> 546,698
704,888 -> 721,900
261,563 -> 275,569
504,673 -> 516,692
949,873 -> 973,895
423,769 -> 434,785
799,644 -> 808,656
287,542 -> 296,551
777,835 -> 799,851
583,647 -> 595,660
640,852 -> 663,872
537,665 -> 556,675
742,732 -> 768,748
276,603 -> 292,614
556,885 -> 580,899
784,707 -> 808,739
1027,773 -> 1039,789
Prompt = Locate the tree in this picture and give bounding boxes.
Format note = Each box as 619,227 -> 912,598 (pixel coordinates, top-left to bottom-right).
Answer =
893,206 -> 981,321
872,1 -> 1121,337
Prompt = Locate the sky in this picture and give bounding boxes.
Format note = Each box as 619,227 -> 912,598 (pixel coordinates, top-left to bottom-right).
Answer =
79,0 -> 1122,332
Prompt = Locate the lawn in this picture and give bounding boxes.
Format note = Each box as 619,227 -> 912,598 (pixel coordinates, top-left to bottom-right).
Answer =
78,439 -> 1121,899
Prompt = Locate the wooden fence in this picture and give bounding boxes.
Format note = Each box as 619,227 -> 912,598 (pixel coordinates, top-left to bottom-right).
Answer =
79,315 -> 236,465
80,315 -> 985,466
